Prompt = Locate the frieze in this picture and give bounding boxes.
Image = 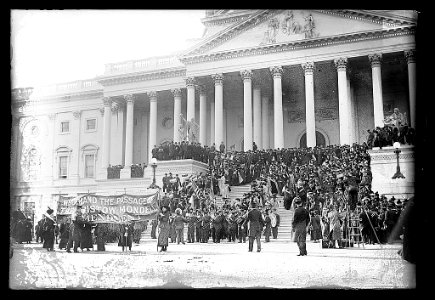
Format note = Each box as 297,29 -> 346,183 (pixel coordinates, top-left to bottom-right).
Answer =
180,26 -> 415,65
288,107 -> 338,123
315,10 -> 416,27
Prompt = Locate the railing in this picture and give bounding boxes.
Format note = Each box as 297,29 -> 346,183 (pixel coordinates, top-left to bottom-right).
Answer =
104,55 -> 183,75
30,79 -> 102,98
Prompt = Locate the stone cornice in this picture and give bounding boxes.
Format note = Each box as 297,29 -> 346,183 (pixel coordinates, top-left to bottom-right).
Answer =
316,10 -> 416,27
180,26 -> 415,65
97,67 -> 186,86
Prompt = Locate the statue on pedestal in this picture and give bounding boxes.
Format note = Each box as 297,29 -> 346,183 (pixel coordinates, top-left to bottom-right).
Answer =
179,114 -> 199,143
383,108 -> 408,128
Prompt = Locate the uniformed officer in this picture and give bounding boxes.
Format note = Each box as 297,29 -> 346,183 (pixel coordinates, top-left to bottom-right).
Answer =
292,198 -> 310,256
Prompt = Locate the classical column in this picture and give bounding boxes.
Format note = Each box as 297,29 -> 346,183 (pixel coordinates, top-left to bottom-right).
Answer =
148,91 -> 158,163
261,96 -> 270,149
212,74 -> 224,146
186,77 -> 196,123
270,66 -> 284,149
369,53 -> 385,128
171,88 -> 182,143
334,58 -> 351,145
302,62 -> 316,148
123,94 -> 135,172
101,97 -> 112,169
405,49 -> 416,128
210,99 -> 215,146
253,85 -> 262,149
199,85 -> 207,146
241,70 -> 253,151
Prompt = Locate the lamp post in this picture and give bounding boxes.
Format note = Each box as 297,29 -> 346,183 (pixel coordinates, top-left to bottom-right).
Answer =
149,158 -> 159,189
392,142 -> 405,179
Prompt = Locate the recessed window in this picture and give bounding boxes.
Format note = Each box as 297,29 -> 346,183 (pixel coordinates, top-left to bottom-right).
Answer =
84,154 -> 95,178
86,119 -> 96,131
60,121 -> 70,133
59,156 -> 68,179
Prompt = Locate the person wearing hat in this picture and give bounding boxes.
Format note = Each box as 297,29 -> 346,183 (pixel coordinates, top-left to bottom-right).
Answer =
66,205 -> 85,253
150,216 -> 158,239
42,208 -> 56,252
186,208 -> 196,243
292,198 -> 310,256
23,216 -> 33,244
201,210 -> 212,243
118,221 -> 134,251
270,208 -> 281,239
242,199 -> 264,252
157,205 -> 170,252
174,208 -> 188,245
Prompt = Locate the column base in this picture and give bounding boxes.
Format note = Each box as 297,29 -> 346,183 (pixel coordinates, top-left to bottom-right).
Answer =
120,167 -> 131,179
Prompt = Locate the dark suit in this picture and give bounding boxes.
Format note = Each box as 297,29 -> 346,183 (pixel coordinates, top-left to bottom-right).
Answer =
292,206 -> 310,255
243,208 -> 264,252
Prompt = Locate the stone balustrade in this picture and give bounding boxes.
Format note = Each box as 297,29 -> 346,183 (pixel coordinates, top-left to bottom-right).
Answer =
104,55 -> 182,75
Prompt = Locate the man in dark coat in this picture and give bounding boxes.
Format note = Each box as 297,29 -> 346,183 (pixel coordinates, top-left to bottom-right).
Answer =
186,209 -> 196,243
213,210 -> 224,243
80,221 -> 94,251
292,198 -> 310,256
42,209 -> 56,251
201,210 -> 211,243
242,200 -> 264,252
66,207 -> 85,253
219,141 -> 225,153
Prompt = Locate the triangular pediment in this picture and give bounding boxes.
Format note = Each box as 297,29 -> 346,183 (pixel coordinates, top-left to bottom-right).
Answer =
183,10 -> 415,57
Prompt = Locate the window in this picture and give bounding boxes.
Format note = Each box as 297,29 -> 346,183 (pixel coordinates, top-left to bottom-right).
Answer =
86,119 -> 96,131
59,156 -> 68,179
61,121 -> 70,133
85,154 -> 95,178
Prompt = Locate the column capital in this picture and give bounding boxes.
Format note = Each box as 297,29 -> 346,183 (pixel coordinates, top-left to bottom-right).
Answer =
147,91 -> 157,101
111,102 -> 119,113
123,94 -> 135,104
404,49 -> 416,64
171,88 -> 182,98
185,77 -> 196,87
269,66 -> 283,78
334,57 -> 348,70
73,110 -> 81,120
211,73 -> 224,86
102,97 -> 112,106
301,62 -> 315,75
368,53 -> 382,67
197,85 -> 207,96
240,69 -> 253,82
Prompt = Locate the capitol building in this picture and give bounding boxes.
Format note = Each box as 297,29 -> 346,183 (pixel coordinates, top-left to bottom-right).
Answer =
11,10 -> 417,220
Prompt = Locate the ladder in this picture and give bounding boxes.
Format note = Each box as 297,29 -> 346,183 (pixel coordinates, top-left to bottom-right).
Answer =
347,210 -> 365,248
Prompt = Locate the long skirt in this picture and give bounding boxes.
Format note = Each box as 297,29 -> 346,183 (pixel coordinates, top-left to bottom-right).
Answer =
42,230 -> 55,249
157,226 -> 170,247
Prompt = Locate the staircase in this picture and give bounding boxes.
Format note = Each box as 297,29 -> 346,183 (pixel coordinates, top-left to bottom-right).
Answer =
216,184 -> 295,241
139,184 -> 295,243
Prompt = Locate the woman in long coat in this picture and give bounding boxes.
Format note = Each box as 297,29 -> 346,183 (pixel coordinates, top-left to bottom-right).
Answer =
118,222 -> 134,251
24,217 -> 33,243
157,206 -> 170,252
80,222 -> 94,251
328,204 -> 342,248
58,219 -> 70,249
263,210 -> 272,242
42,209 -> 56,251
169,213 -> 177,243
309,210 -> 322,242
94,224 -> 107,251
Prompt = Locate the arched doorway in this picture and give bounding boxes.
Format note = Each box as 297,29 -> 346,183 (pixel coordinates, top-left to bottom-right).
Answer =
299,131 -> 327,148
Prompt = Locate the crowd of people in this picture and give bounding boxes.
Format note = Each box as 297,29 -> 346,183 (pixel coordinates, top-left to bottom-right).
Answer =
107,164 -> 146,179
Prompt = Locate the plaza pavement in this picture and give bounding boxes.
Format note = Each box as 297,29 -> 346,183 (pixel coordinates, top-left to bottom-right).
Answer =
9,238 -> 415,289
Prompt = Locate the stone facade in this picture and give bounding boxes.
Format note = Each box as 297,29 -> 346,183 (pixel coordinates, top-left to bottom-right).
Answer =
11,10 -> 417,221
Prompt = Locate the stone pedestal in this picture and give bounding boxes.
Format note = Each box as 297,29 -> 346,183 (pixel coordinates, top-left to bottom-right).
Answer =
368,145 -> 414,199
120,167 -> 131,179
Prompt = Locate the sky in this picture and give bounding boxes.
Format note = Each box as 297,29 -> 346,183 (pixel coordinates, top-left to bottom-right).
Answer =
11,10 -> 206,89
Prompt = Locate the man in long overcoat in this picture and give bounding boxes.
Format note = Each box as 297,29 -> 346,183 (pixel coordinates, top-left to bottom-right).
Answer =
292,198 -> 310,256
242,200 -> 264,252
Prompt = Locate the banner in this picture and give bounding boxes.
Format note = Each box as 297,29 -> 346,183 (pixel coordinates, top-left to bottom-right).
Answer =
57,192 -> 159,223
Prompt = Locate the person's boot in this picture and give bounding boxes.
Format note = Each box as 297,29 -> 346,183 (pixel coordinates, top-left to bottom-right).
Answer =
248,238 -> 253,252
